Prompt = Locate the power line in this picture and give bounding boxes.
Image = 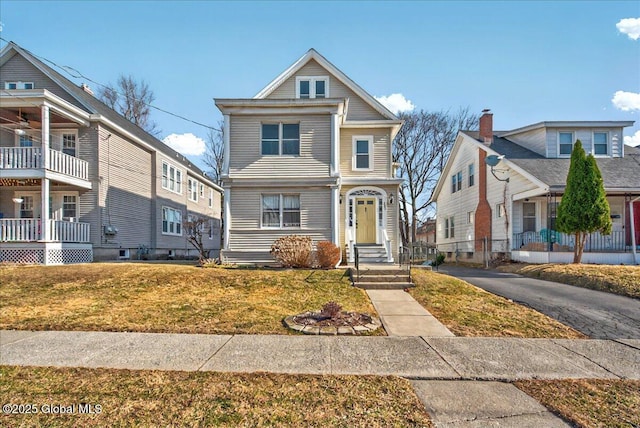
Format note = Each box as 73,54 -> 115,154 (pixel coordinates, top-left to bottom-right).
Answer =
0,37 -> 222,133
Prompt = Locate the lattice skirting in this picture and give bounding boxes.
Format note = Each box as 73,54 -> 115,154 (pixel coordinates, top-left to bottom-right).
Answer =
0,244 -> 93,265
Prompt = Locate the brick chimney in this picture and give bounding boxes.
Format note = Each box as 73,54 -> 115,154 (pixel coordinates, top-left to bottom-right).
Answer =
479,108 -> 493,145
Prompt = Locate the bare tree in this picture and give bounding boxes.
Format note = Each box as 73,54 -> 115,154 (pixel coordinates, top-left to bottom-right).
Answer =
183,215 -> 211,264
394,108 -> 478,245
98,75 -> 160,136
203,120 -> 225,186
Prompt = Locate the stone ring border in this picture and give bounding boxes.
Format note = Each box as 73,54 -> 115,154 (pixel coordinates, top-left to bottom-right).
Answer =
283,313 -> 382,335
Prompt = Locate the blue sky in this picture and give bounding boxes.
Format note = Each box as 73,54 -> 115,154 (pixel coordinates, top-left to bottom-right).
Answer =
1,1 -> 639,170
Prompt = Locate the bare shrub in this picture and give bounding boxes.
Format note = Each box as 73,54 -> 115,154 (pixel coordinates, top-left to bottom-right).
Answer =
320,301 -> 343,319
270,235 -> 313,268
316,241 -> 341,268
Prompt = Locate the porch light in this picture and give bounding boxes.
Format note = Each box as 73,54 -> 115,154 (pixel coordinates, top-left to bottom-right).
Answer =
388,193 -> 394,205
14,128 -> 26,136
12,197 -> 24,204
485,155 -> 510,182
339,194 -> 343,204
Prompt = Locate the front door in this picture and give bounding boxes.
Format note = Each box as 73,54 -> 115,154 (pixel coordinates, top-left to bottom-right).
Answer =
356,198 -> 376,244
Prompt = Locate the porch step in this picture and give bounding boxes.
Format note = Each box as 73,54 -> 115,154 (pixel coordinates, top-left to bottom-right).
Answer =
357,274 -> 411,283
351,245 -> 389,264
354,282 -> 415,290
349,267 -> 415,290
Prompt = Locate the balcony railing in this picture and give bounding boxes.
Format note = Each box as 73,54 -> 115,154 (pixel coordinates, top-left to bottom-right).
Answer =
0,147 -> 89,181
0,219 -> 90,243
513,230 -> 627,252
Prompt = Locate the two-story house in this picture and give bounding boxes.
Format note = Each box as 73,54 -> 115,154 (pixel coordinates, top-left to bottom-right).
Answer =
0,42 -> 222,264
215,49 -> 403,265
432,109 -> 639,265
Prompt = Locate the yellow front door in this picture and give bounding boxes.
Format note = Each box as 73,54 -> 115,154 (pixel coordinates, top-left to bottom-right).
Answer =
356,198 -> 376,244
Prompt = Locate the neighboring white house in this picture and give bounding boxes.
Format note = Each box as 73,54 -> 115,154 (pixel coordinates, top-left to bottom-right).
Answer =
0,42 -> 223,264
432,109 -> 639,265
215,49 -> 404,264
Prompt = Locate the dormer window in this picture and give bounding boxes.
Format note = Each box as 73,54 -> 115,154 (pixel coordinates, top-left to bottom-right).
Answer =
295,76 -> 328,99
593,132 -> 608,155
558,132 -> 574,156
5,81 -> 34,90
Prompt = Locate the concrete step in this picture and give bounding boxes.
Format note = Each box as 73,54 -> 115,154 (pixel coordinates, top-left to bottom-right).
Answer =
358,257 -> 388,263
355,282 -> 415,290
357,275 -> 411,283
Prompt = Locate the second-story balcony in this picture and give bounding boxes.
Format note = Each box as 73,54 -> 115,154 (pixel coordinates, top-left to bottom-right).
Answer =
0,147 -> 89,184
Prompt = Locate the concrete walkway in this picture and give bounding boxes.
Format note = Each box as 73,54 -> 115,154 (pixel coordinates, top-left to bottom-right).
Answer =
366,290 -> 454,337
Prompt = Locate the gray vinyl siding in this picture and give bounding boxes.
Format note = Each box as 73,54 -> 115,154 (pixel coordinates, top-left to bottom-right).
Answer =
340,128 -> 391,178
77,126 -> 100,245
97,125 -> 153,249
228,187 -> 331,251
266,59 -> 386,121
505,128 -> 546,156
229,114 -> 331,178
1,53 -> 89,111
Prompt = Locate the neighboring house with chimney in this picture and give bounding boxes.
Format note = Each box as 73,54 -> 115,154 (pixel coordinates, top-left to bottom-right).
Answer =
431,109 -> 640,265
0,42 -> 222,264
415,218 -> 436,244
215,49 -> 403,265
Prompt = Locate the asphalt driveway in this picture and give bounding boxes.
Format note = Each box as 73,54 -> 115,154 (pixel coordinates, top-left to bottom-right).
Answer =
438,265 -> 640,339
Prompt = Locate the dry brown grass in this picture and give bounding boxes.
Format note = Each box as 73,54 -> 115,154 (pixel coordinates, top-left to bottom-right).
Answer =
409,269 -> 585,338
515,379 -> 640,428
0,366 -> 433,427
497,263 -> 640,299
0,263 -> 378,335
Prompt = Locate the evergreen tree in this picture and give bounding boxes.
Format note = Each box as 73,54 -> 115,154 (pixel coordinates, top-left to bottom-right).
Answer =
556,140 -> 612,263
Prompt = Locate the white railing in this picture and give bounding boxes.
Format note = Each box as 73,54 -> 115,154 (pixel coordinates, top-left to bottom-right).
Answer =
346,229 -> 355,263
48,149 -> 89,181
0,147 -> 41,169
382,229 -> 393,262
0,147 -> 88,181
0,219 -> 90,243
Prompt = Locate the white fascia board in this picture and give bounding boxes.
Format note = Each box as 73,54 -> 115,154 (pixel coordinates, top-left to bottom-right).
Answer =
512,188 -> 548,201
215,98 -> 345,115
341,178 -> 404,186
501,121 -> 635,137
341,120 -> 404,128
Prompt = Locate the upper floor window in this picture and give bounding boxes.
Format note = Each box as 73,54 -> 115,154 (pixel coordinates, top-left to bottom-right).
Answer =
199,183 -> 205,198
593,132 -> 608,155
161,161 -> 182,194
62,133 -> 77,156
188,178 -> 198,202
352,136 -> 373,170
19,134 -> 34,147
558,132 -> 574,156
208,189 -> 214,208
444,215 -> 455,239
5,81 -> 34,90
451,170 -> 462,193
295,76 -> 328,99
261,123 -> 300,156
261,194 -> 300,228
468,163 -> 475,187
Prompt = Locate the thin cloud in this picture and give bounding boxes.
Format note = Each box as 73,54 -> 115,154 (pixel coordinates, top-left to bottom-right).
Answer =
612,91 -> 640,112
616,17 -> 640,40
374,93 -> 415,114
162,133 -> 206,156
624,130 -> 640,147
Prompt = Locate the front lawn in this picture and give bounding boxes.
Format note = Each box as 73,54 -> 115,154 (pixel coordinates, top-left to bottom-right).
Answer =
0,263 -> 376,335
515,379 -> 640,428
497,263 -> 640,299
409,269 -> 584,338
0,366 -> 433,427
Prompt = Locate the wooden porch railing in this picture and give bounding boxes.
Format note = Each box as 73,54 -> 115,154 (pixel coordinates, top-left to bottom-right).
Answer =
0,219 -> 90,243
0,147 -> 88,181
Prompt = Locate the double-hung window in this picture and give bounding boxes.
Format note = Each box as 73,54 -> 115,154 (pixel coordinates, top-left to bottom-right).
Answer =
62,133 -> 77,156
162,162 -> 182,194
162,207 -> 182,235
62,195 -> 77,219
451,170 -> 462,193
468,163 -> 475,187
19,134 -> 34,147
261,123 -> 300,155
353,136 -> 373,170
199,183 -> 205,198
593,132 -> 608,155
522,202 -> 536,232
558,132 -> 574,156
262,194 -> 300,228
188,178 -> 198,202
444,216 -> 455,239
208,189 -> 213,208
20,196 -> 34,218
296,76 -> 328,99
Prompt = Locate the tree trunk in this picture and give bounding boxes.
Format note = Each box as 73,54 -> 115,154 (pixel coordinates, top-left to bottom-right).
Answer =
573,231 -> 586,263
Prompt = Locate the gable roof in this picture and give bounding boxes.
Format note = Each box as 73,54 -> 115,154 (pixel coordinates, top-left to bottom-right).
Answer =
254,48 -> 399,121
0,42 -> 221,191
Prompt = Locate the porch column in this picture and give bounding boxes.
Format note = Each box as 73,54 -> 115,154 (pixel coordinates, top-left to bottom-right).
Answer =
331,186 -> 340,249
222,114 -> 230,176
41,105 -> 50,244
330,113 -> 340,177
223,188 -> 231,250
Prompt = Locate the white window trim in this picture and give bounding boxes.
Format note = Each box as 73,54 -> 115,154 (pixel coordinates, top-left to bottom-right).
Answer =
188,178 -> 199,202
557,131 -> 574,158
161,161 -> 183,195
352,135 -> 374,171
162,206 -> 182,236
592,130 -> 609,157
208,189 -> 214,208
496,203 -> 506,218
199,183 -> 205,198
468,163 -> 475,187
50,129 -> 78,156
295,76 -> 329,99
467,211 -> 474,224
260,122 -> 300,156
5,81 -> 34,90
260,194 -> 301,229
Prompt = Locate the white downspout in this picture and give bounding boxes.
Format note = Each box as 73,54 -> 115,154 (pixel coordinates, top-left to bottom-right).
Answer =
631,196 -> 640,265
